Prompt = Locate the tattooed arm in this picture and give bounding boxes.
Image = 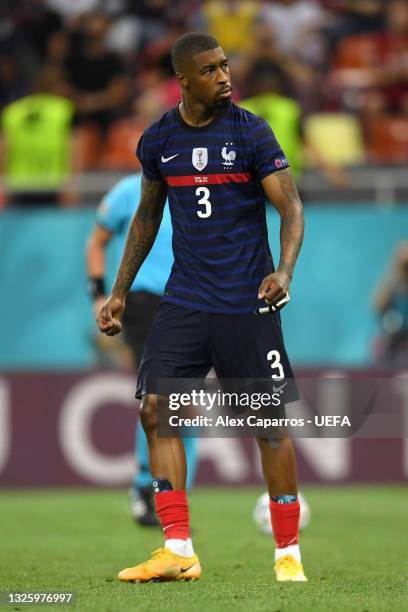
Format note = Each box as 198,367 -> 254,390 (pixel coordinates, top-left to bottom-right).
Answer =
97,176 -> 167,336
258,168 -> 304,304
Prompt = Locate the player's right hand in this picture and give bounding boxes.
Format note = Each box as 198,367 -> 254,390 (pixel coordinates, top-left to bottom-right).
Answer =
97,295 -> 125,336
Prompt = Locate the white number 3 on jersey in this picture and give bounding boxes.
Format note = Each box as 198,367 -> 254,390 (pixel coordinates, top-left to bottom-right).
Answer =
196,187 -> 212,218
267,350 -> 284,380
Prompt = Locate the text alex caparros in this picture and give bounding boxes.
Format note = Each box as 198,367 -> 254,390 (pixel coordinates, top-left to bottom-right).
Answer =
168,414 -> 352,429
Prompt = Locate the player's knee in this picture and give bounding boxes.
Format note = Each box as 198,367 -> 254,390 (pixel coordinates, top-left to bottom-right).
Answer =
140,395 -> 159,434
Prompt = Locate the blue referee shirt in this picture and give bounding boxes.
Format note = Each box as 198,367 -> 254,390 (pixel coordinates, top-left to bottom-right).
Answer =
96,174 -> 173,295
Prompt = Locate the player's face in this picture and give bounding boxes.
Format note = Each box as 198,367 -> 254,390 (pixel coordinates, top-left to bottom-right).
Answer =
182,47 -> 232,109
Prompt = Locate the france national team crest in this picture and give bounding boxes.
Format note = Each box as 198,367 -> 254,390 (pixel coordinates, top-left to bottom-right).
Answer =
192,148 -> 208,171
221,142 -> 237,167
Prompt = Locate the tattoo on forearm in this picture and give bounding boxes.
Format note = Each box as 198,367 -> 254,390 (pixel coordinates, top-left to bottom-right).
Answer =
113,176 -> 167,296
275,169 -> 304,278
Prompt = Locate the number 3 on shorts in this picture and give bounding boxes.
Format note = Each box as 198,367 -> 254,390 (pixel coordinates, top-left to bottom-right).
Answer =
196,186 -> 212,218
267,350 -> 284,380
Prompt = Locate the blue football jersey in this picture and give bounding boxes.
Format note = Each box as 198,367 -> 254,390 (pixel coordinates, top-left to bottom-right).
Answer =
136,103 -> 290,314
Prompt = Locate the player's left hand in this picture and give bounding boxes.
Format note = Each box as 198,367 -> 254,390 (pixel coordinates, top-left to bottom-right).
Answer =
258,271 -> 290,305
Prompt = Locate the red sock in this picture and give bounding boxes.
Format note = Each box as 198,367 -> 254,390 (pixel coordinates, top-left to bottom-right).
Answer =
269,500 -> 300,548
155,490 -> 190,540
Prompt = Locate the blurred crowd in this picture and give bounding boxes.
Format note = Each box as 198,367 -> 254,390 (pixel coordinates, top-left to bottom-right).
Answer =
1,0 -> 408,204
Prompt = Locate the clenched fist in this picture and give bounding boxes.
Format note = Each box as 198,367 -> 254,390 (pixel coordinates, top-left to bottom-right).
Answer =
97,295 -> 126,336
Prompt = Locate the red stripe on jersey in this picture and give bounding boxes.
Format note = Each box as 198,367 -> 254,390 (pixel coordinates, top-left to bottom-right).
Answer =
165,172 -> 251,187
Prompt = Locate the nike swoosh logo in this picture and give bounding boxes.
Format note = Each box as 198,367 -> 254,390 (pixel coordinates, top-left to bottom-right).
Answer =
161,154 -> 179,163
180,564 -> 196,573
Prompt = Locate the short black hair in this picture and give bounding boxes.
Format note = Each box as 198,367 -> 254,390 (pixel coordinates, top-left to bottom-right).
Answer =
171,32 -> 220,73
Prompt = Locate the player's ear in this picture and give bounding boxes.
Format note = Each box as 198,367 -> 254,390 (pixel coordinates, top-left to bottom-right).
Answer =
176,71 -> 189,89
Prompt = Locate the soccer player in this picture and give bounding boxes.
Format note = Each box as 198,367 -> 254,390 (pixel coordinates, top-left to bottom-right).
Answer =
97,32 -> 306,582
86,173 -> 199,525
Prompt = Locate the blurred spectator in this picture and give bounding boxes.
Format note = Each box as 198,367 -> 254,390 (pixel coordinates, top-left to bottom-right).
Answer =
105,13 -> 143,56
233,22 -> 320,112
125,0 -> 192,48
323,0 -> 386,50
196,0 -> 259,56
137,22 -> 184,78
0,1 -> 19,55
129,0 -> 171,22
331,0 -> 408,116
46,0 -> 102,20
46,28 -> 70,66
15,0 -> 63,66
130,18 -> 185,119
128,0 -> 199,28
1,65 -> 75,206
63,11 -> 129,131
240,59 -> 349,187
373,241 -> 408,367
241,61 -> 303,176
260,0 -> 326,66
0,54 -> 28,112
370,0 -> 408,114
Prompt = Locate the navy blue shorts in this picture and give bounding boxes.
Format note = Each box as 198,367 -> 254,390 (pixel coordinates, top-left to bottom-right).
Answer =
136,301 -> 297,403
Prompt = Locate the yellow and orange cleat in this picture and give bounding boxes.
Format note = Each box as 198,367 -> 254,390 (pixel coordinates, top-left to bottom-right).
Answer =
274,555 -> 308,582
118,547 -> 202,583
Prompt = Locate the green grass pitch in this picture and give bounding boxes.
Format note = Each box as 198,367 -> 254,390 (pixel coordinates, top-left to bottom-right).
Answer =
1,486 -> 408,612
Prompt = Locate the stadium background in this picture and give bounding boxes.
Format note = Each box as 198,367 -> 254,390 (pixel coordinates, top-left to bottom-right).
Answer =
0,3 -> 408,610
